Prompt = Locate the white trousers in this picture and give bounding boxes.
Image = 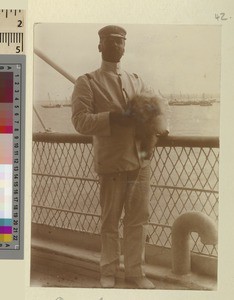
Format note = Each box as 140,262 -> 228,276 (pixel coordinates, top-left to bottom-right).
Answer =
99,165 -> 150,277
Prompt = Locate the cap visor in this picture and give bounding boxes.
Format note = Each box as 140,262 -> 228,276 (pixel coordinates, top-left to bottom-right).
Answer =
109,33 -> 126,39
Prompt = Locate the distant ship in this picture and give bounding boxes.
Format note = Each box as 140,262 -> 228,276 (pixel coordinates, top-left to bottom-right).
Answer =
199,101 -> 212,106
158,90 -> 215,107
41,93 -> 64,108
170,100 -> 213,106
41,103 -> 63,108
169,101 -> 192,106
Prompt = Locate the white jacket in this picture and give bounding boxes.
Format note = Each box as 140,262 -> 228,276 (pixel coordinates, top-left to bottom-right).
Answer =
71,60 -> 167,174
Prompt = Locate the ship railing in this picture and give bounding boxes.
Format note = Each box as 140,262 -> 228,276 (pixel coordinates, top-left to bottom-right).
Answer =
32,132 -> 219,258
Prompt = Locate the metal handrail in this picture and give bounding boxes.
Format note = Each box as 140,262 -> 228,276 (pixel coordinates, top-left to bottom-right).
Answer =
33,132 -> 219,148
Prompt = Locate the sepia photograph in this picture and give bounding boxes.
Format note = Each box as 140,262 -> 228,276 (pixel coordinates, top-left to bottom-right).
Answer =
30,23 -> 220,291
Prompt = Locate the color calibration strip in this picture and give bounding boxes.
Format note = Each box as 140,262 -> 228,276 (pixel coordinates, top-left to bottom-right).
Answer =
0,55 -> 25,259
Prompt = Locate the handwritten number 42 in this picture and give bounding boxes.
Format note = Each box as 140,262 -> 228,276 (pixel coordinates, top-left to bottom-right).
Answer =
215,13 -> 229,21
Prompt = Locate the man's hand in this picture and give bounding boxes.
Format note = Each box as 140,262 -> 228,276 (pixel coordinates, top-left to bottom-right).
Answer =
109,111 -> 134,126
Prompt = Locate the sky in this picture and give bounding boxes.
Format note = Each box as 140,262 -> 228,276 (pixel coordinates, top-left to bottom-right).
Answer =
33,23 -> 221,102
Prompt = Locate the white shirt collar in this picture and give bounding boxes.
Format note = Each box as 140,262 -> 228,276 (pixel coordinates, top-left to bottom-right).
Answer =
101,60 -> 122,75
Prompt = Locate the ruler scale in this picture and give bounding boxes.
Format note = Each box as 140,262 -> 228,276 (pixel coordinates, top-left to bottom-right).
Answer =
0,9 -> 25,259
0,9 -> 24,54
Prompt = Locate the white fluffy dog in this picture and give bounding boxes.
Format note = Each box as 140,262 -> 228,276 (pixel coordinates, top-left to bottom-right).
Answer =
127,94 -> 168,159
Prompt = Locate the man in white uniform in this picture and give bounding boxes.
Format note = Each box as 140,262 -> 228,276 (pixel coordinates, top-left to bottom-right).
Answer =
71,25 -> 168,288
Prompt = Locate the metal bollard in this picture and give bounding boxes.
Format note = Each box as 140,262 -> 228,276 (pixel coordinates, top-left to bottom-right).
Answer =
171,211 -> 218,275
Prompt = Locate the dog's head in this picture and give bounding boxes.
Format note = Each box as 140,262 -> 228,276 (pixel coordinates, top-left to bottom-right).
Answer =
128,94 -> 165,122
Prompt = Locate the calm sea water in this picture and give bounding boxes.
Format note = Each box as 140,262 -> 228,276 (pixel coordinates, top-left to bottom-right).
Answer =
33,102 -> 220,136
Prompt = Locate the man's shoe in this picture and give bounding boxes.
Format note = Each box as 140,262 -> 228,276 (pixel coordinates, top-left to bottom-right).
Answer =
125,276 -> 155,289
100,275 -> 115,288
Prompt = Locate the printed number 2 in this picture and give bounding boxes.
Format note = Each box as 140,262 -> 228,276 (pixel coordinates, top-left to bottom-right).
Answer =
18,20 -> 23,27
215,12 -> 228,21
